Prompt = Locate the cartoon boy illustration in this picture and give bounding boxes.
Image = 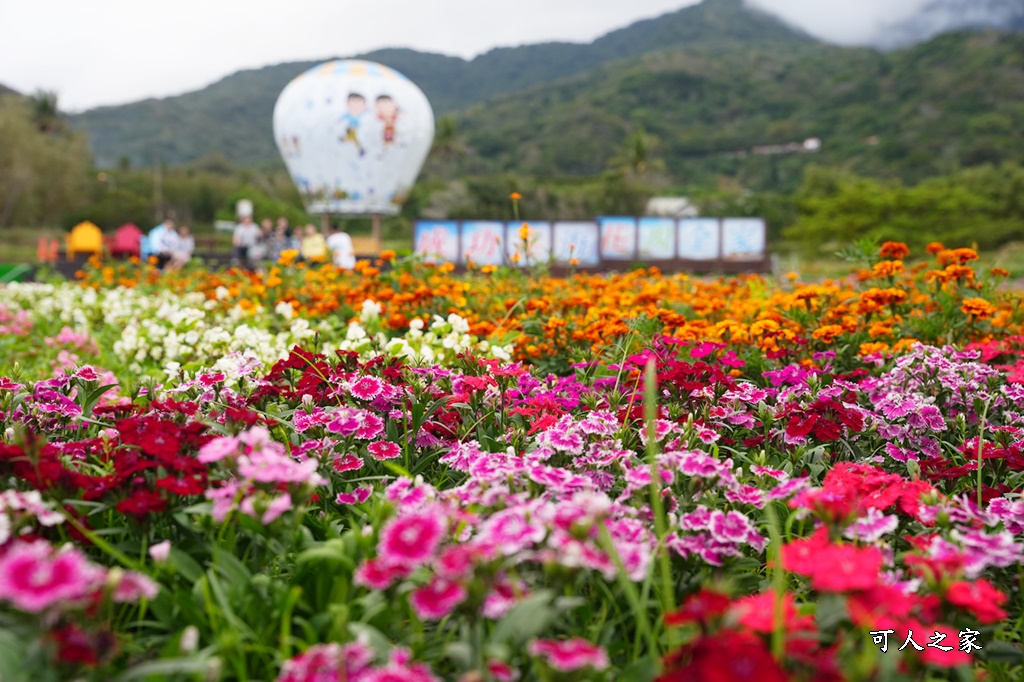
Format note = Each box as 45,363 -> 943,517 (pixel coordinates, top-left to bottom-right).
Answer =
375,95 -> 399,146
339,93 -> 367,157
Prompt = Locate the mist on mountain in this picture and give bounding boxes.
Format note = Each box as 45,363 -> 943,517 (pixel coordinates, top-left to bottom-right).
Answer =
875,0 -> 1024,48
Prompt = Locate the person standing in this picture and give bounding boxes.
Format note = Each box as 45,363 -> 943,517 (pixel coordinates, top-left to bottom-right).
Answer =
232,214 -> 260,269
326,223 -> 356,269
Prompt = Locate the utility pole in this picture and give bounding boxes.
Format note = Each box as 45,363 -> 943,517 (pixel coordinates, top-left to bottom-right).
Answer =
153,158 -> 163,222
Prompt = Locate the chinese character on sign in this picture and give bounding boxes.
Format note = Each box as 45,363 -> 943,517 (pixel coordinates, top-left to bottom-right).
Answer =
870,629 -> 895,653
927,632 -> 953,652
899,630 -> 924,652
959,629 -> 983,653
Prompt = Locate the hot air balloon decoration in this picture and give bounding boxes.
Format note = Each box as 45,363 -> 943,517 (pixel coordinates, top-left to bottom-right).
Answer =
273,59 -> 435,246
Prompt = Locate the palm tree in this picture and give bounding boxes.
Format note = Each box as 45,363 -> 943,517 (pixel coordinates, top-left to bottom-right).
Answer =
610,126 -> 666,178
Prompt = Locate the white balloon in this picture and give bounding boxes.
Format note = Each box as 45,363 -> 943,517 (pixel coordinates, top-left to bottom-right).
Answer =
273,60 -> 435,216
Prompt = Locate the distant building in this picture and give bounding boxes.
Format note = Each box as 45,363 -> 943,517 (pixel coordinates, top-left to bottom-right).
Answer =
645,197 -> 699,218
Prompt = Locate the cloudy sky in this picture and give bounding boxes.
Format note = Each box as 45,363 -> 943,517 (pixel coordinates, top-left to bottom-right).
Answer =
1,0 -> 929,111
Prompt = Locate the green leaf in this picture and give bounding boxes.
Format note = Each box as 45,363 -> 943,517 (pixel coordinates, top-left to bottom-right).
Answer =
618,655 -> 658,682
116,656 -> 220,680
348,622 -> 392,659
167,547 -> 204,583
977,639 -> 1023,664
492,590 -> 556,644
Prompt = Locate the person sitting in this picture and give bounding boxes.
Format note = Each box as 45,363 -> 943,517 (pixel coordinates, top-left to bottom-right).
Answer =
148,218 -> 175,268
300,224 -> 328,263
155,219 -> 179,270
326,223 -> 356,270
169,225 -> 195,270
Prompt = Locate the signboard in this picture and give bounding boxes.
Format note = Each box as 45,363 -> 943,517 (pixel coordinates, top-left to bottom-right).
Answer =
678,218 -> 720,261
722,218 -> 766,261
638,217 -> 676,260
507,221 -> 552,266
553,222 -> 600,266
598,217 -> 637,261
460,221 -> 505,265
414,221 -> 459,264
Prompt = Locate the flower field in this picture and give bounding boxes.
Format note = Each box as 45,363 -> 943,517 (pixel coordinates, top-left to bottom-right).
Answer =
1,240 -> 1023,681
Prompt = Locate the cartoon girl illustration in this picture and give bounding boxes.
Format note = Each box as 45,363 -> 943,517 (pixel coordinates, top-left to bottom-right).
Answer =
375,95 -> 399,146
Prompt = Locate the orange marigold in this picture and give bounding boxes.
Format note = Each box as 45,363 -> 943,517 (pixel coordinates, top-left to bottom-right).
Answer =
859,342 -> 890,356
926,242 -> 946,254
990,267 -> 1010,277
961,297 -> 996,319
938,248 -> 978,267
811,324 -> 845,344
879,241 -> 910,259
871,260 -> 905,279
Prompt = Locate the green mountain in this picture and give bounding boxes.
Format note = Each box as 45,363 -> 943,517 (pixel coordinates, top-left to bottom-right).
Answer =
0,84 -> 18,97
70,0 -> 813,167
68,0 -> 1024,196
454,29 -> 1024,190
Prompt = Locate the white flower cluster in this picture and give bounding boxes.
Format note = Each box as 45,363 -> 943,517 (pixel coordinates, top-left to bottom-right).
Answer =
327,302 -> 513,365
0,285 -> 512,378
0,283 -> 318,378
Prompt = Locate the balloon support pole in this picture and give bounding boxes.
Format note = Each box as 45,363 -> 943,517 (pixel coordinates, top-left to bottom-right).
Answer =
371,214 -> 382,253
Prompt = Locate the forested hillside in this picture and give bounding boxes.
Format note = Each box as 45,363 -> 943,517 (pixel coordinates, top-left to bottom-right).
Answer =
453,30 -> 1024,191
70,0 -> 813,167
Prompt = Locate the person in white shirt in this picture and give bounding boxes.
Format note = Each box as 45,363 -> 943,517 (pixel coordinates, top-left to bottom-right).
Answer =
232,215 -> 260,269
326,223 -> 356,269
149,218 -> 175,269
156,220 -> 180,270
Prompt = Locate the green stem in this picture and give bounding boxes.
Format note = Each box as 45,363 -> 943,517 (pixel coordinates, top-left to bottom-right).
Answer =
644,360 -> 674,618
765,502 -> 786,662
976,399 -> 990,508
60,509 -> 144,572
598,523 -> 659,660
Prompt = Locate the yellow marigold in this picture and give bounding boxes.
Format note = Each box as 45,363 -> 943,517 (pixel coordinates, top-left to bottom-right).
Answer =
518,222 -> 531,241
871,260 -> 905,278
812,324 -> 845,344
278,249 -> 299,266
879,241 -> 910,260
961,297 -> 996,319
481,265 -> 497,274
